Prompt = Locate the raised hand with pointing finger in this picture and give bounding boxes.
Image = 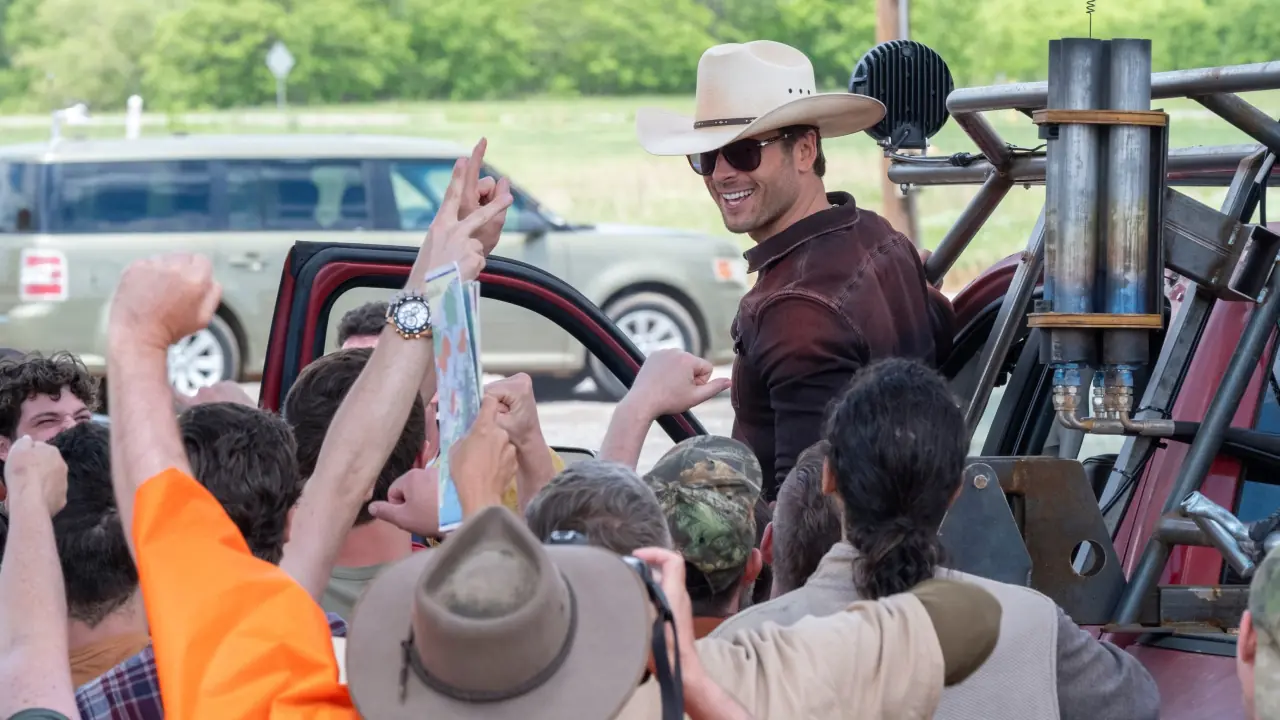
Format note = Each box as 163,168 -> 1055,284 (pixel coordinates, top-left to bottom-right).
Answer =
414,141 -> 514,284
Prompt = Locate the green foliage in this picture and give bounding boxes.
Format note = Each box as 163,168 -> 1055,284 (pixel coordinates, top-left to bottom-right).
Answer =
1,0 -> 1277,110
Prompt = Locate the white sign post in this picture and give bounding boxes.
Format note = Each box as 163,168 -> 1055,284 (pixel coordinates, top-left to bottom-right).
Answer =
266,41 -> 296,111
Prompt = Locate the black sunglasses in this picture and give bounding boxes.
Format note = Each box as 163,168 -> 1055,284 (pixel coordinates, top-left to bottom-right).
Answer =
687,132 -> 791,177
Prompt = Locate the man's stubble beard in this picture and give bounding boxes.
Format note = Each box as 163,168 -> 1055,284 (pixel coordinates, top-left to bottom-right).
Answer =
723,182 -> 799,238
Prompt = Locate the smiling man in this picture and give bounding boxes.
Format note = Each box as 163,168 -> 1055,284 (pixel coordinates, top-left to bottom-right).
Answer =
0,353 -> 98,463
637,41 -> 955,501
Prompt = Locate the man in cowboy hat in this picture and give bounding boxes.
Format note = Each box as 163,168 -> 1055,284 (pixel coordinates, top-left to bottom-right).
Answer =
637,41 -> 955,502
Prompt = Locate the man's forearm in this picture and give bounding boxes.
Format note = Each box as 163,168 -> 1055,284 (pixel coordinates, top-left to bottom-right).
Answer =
514,433 -> 556,510
598,396 -> 656,470
107,341 -> 193,555
684,673 -> 755,720
0,499 -> 76,717
282,322 -> 435,599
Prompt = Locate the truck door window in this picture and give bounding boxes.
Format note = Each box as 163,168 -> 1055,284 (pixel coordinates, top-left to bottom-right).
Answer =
52,161 -> 212,233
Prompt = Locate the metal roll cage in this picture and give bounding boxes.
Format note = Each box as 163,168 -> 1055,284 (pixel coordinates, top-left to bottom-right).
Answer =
900,59 -> 1280,631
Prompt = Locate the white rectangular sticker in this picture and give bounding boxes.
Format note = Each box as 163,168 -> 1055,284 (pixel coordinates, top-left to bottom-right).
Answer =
19,249 -> 68,302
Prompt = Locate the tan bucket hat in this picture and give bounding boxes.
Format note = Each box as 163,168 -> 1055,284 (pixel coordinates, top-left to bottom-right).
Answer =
636,40 -> 886,157
346,506 -> 652,719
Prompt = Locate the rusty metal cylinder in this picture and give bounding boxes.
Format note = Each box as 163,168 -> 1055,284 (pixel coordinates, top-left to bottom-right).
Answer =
1044,38 -> 1107,364
1103,39 -> 1154,365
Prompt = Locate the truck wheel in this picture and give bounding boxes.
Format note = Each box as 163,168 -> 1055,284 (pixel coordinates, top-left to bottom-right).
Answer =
590,291 -> 701,401
168,313 -> 241,397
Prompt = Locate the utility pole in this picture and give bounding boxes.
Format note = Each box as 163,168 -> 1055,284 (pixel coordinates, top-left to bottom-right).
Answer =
874,0 -> 919,244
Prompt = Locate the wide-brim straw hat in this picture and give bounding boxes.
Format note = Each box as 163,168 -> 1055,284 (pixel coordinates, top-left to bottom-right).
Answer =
637,40 -> 886,157
346,506 -> 651,719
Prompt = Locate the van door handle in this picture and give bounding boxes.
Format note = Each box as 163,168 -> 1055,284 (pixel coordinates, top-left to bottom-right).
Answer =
228,252 -> 265,272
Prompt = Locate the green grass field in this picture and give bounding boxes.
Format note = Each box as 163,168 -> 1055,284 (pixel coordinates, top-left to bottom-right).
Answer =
5,90 -> 1277,287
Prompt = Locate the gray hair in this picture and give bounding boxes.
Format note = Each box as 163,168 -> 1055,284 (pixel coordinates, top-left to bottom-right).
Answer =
525,459 -> 672,555
772,440 -> 842,596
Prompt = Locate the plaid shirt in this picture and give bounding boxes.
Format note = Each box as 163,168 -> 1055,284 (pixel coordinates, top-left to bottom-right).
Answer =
75,613 -> 348,720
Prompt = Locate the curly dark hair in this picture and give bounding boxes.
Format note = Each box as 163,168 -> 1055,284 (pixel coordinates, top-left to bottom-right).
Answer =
336,302 -> 388,347
0,352 -> 99,439
824,358 -> 966,599
179,403 -> 302,564
283,347 -> 425,526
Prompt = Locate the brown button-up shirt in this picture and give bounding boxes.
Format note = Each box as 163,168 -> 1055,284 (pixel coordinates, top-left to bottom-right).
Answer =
731,192 -> 953,501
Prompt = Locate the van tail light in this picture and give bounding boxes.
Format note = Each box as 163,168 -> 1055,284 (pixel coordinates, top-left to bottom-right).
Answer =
19,249 -> 68,302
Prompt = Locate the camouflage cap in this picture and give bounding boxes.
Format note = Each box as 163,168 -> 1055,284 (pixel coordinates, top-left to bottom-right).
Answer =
643,435 -> 762,594
1251,544 -> 1280,719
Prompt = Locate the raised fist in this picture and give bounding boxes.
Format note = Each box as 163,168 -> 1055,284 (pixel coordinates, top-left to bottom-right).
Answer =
110,253 -> 222,351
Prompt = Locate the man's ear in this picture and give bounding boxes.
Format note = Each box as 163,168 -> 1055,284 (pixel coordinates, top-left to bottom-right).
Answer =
284,507 -> 296,545
760,522 -> 774,566
742,547 -> 763,589
0,435 -> 9,463
1242,610 -> 1258,665
821,458 -> 837,496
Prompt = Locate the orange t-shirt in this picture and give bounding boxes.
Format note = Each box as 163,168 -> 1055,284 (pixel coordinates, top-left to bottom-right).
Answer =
133,468 -> 355,719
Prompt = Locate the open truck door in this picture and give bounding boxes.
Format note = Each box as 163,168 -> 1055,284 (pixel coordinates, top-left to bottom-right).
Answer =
257,240 -> 708,451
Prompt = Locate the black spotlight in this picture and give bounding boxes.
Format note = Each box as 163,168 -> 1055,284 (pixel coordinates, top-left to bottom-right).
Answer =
850,40 -> 954,151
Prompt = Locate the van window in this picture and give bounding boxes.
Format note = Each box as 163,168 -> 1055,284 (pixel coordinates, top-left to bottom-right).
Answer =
0,162 -> 37,233
228,160 -> 370,231
52,161 -> 212,233
389,160 -> 531,232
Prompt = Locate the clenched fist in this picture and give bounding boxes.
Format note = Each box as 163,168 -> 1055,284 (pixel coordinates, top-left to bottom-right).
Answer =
4,435 -> 68,517
627,349 -> 731,419
110,253 -> 222,352
451,396 -> 518,519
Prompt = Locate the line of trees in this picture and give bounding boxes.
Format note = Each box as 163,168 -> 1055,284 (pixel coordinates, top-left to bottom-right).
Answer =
0,0 -> 1277,112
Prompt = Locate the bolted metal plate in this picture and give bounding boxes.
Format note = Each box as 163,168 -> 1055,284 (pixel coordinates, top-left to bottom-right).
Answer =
942,457 -> 1127,624
939,461 -> 1033,587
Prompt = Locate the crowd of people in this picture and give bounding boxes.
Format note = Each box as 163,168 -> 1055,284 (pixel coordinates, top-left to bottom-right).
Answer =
0,37 -> 1270,720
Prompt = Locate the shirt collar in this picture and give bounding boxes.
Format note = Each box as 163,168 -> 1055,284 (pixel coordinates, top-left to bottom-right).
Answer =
743,192 -> 858,274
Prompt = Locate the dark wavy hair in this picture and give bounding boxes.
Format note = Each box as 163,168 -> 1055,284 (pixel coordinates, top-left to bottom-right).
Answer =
0,352 -> 99,439
336,302 -> 388,347
823,358 -> 966,598
284,347 -> 425,526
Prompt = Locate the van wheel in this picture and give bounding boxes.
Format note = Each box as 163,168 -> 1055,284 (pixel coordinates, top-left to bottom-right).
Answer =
589,292 -> 701,401
168,314 -> 241,396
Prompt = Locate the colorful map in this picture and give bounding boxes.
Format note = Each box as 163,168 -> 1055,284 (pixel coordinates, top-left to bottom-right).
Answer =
426,263 -> 482,530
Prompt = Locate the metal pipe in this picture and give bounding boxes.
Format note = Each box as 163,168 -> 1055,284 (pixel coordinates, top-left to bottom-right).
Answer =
1105,39 -> 1153,317
965,207 -> 1045,440
1181,490 -> 1251,542
1045,39 -> 1105,321
887,145 -> 1259,187
1115,264 -> 1280,623
1190,514 -> 1256,578
948,60 -> 1280,114
1192,93 -> 1280,156
954,112 -> 1012,168
925,171 -> 1014,286
1155,516 -> 1214,547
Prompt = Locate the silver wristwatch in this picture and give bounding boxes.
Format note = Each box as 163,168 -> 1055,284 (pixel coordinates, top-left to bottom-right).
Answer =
386,290 -> 433,340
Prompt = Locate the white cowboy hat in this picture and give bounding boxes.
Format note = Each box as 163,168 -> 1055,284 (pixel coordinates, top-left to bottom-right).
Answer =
636,40 -> 886,157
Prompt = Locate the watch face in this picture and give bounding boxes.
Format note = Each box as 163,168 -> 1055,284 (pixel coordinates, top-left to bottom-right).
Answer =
395,299 -> 430,332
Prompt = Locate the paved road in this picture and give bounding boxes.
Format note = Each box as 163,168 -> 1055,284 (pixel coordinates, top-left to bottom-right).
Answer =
243,363 -> 1022,473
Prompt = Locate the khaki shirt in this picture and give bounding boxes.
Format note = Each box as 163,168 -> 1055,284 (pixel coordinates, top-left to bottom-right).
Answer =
617,592 -> 944,719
